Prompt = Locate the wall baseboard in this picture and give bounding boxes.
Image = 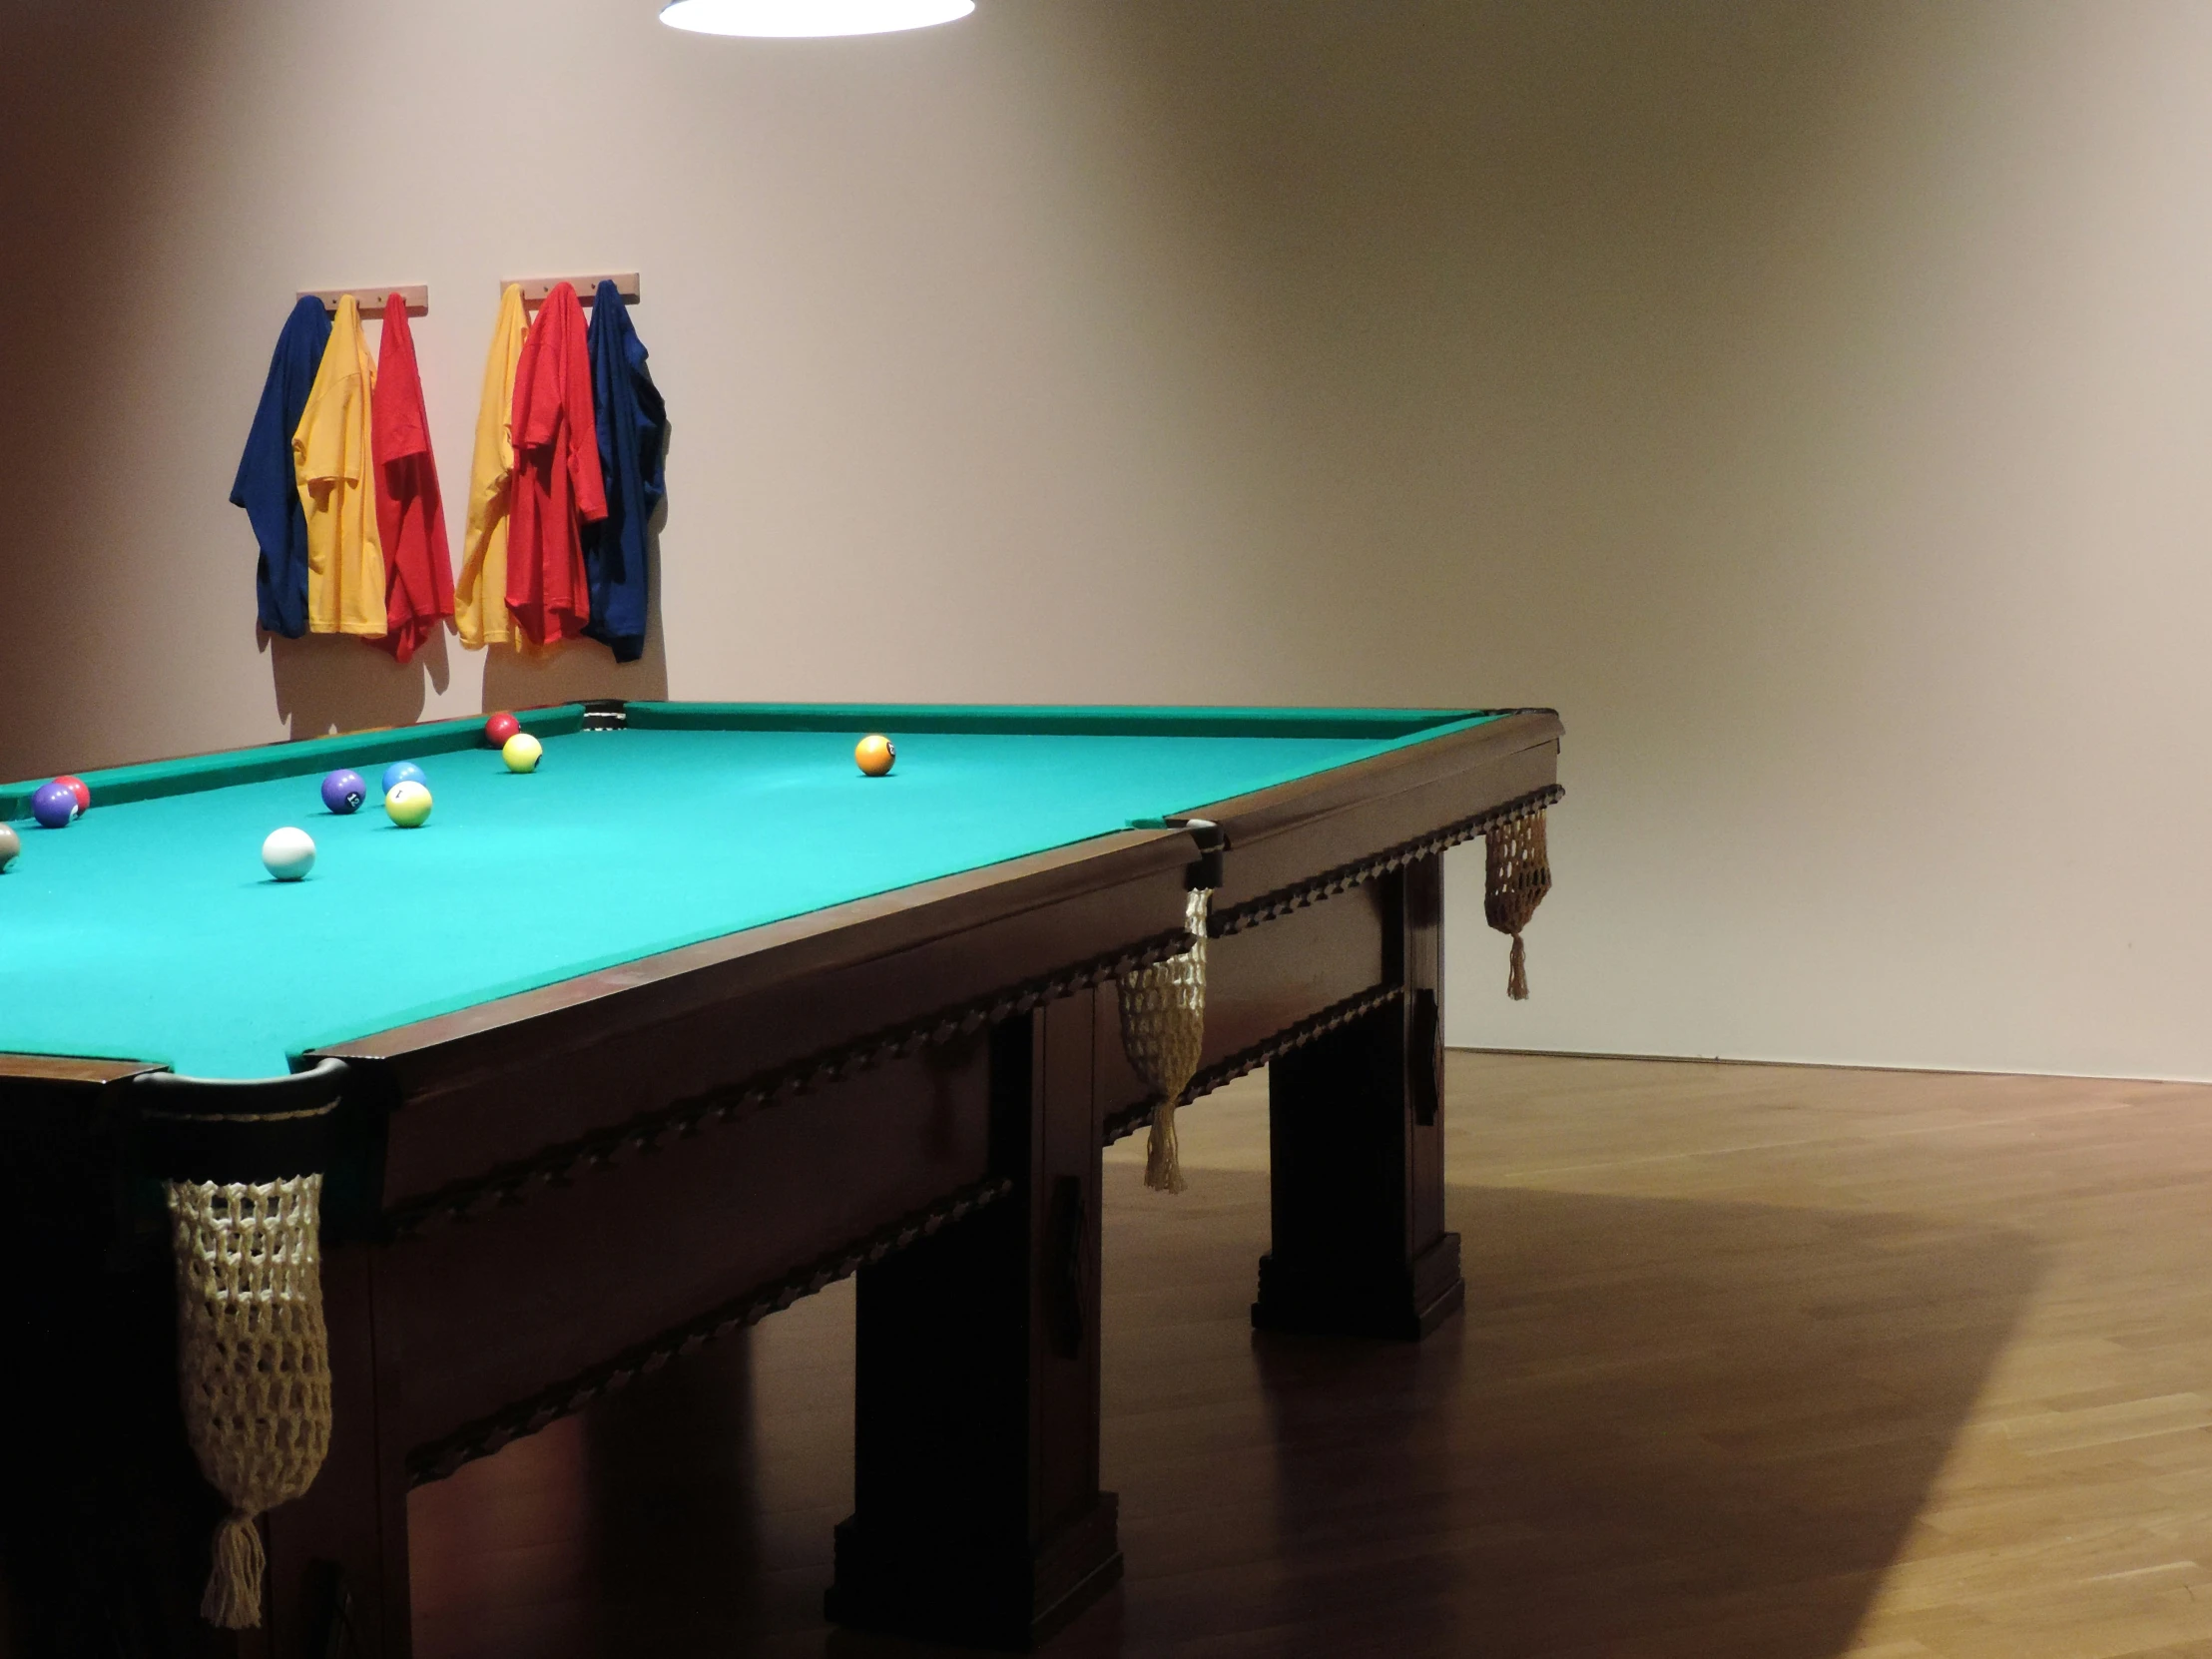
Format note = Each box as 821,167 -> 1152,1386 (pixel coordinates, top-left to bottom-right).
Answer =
1449,1045 -> 2211,1089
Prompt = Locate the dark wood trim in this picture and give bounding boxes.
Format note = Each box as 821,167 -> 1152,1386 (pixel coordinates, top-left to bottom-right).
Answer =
1102,982 -> 1409,1148
1251,858 -> 1462,1342
409,1174 -> 1017,1483
0,1053 -> 158,1085
1178,709 -> 1560,850
1206,736 -> 1561,914
378,935 -> 1179,1238
1211,784 -> 1560,938
312,829 -> 1193,1092
828,995 -> 1121,1649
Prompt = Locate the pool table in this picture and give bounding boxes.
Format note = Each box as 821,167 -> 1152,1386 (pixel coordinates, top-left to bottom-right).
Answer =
0,701 -> 1562,1657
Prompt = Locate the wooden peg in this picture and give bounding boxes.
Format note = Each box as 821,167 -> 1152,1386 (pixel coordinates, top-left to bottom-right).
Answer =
505,274 -> 641,306
299,284 -> 429,316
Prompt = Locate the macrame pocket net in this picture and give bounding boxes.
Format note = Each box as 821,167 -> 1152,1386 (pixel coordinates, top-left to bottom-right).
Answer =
167,1174 -> 333,1629
1118,887 -> 1211,1195
1484,808 -> 1553,1000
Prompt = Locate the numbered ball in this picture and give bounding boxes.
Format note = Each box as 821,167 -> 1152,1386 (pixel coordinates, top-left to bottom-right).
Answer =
854,735 -> 895,778
501,733 -> 543,774
31,781 -> 79,829
261,827 -> 316,881
55,775 -> 90,813
381,761 -> 427,796
320,770 -> 368,815
384,781 -> 433,828
485,712 -> 521,747
0,824 -> 19,871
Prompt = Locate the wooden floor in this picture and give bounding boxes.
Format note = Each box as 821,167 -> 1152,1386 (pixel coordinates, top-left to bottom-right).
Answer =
410,1052 -> 2212,1659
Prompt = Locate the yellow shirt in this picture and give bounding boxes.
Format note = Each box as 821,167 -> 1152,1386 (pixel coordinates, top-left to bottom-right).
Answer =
292,295 -> 386,636
456,283 -> 529,649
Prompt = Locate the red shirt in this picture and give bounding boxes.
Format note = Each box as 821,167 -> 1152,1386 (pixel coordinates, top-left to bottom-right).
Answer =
506,282 -> 606,647
370,294 -> 454,663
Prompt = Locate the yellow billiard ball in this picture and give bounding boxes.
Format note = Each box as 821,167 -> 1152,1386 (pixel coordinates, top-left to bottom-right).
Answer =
384,781 -> 433,828
502,732 -> 544,774
854,734 -> 895,778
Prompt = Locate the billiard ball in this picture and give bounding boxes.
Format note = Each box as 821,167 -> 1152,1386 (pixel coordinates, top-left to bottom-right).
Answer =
501,733 -> 543,774
261,827 -> 316,881
55,776 -> 90,813
485,712 -> 521,747
384,781 -> 433,828
382,761 -> 427,796
0,824 -> 18,871
854,735 -> 895,778
320,770 -> 369,815
31,781 -> 79,829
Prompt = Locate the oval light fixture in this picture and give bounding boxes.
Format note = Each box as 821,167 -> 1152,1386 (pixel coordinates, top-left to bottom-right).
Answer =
661,0 -> 974,37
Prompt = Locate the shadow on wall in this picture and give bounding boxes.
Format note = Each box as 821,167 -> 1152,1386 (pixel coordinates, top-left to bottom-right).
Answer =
481,533 -> 671,713
264,502 -> 671,733
0,5 -> 212,781
266,623 -> 451,740
1037,0 -> 1877,695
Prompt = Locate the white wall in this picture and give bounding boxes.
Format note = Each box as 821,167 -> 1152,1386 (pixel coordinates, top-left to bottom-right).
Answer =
4,1 -> 2210,1078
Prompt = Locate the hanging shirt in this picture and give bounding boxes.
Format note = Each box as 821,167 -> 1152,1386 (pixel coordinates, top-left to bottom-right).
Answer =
582,280 -> 667,664
234,296 -> 332,639
505,281 -> 606,649
368,294 -> 454,664
292,294 -> 386,636
456,283 -> 528,650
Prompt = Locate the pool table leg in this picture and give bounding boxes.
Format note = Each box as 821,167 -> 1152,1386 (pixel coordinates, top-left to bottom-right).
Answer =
827,992 -> 1122,1649
1252,856 -> 1466,1341
257,1244 -> 411,1657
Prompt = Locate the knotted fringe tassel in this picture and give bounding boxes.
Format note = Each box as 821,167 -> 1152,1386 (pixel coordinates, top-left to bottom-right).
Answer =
1145,1099 -> 1188,1196
1119,888 -> 1211,1196
204,1511 -> 267,1629
168,1174 -> 333,1630
1485,810 -> 1552,1001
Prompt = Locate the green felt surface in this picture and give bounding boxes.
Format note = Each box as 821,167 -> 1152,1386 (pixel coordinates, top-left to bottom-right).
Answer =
0,707 -> 1492,1078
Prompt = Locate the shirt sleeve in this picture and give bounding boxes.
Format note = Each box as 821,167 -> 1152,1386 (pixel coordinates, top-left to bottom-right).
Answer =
567,309 -> 608,524
513,305 -> 561,451
373,318 -> 430,464
297,317 -> 363,487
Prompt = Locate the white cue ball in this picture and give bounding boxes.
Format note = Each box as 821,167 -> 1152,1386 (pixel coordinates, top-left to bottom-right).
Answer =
262,827 -> 317,881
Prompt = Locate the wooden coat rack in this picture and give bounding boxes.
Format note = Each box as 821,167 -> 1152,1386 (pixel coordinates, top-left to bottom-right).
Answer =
507,274 -> 642,306
299,284 -> 428,316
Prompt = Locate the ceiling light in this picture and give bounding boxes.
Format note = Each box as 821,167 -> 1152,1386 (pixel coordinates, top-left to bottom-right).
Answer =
660,0 -> 975,38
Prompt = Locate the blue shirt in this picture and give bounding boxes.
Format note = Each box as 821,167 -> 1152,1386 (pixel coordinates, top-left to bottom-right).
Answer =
233,296 -> 332,638
583,281 -> 667,663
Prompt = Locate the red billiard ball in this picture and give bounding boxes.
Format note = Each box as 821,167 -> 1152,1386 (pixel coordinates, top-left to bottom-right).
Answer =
55,775 -> 90,813
485,712 -> 521,747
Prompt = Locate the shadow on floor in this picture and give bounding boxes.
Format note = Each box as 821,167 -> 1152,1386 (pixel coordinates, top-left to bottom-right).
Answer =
409,1174 -> 2039,1659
